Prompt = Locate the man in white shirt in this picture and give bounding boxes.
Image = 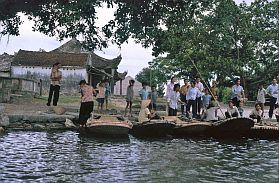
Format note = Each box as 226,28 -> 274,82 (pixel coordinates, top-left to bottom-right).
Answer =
195,78 -> 204,117
168,84 -> 181,116
186,81 -> 201,119
266,79 -> 278,119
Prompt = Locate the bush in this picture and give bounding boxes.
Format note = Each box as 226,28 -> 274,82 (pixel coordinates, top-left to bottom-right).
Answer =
219,86 -> 232,103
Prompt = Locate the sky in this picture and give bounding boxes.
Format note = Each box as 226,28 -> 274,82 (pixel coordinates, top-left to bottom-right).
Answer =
0,0 -> 253,78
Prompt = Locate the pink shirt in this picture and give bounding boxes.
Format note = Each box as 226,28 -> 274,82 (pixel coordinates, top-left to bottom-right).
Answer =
81,85 -> 94,103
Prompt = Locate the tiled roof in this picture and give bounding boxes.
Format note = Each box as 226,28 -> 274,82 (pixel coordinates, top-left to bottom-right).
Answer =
0,53 -> 13,72
12,50 -> 121,69
13,50 -> 88,67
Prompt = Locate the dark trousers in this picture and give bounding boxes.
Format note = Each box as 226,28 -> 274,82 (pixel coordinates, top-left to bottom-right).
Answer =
168,107 -> 177,116
47,85 -> 60,106
180,94 -> 186,114
196,97 -> 202,115
149,103 -> 157,110
250,114 -> 261,123
232,97 -> 240,108
79,101 -> 94,125
269,97 -> 278,118
225,111 -> 239,118
186,99 -> 197,118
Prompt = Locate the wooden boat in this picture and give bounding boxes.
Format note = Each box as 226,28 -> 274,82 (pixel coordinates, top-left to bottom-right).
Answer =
248,124 -> 279,140
130,119 -> 176,137
79,115 -> 133,137
207,117 -> 255,138
165,116 -> 212,137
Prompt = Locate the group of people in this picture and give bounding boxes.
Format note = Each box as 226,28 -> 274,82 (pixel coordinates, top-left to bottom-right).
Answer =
46,62 -> 278,126
165,76 -> 279,123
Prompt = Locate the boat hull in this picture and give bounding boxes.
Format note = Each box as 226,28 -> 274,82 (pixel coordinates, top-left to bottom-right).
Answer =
172,122 -> 212,137
130,120 -> 176,137
207,117 -> 255,138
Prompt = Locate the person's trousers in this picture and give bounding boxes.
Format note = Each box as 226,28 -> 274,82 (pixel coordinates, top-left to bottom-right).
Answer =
196,97 -> 202,114
269,97 -> 278,118
186,99 -> 197,118
232,97 -> 240,108
47,85 -> 60,106
168,107 -> 177,116
79,101 -> 94,125
180,94 -> 186,114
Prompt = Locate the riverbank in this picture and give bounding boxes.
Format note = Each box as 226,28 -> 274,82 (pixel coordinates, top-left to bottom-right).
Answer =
0,94 -> 278,133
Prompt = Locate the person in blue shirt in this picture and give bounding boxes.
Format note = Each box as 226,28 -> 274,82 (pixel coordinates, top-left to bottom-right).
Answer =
202,88 -> 212,111
231,78 -> 244,108
139,82 -> 149,100
266,79 -> 278,119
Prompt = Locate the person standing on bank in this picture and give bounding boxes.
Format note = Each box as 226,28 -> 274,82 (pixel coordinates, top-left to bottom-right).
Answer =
125,79 -> 135,117
195,78 -> 204,117
186,81 -> 201,119
256,84 -> 266,117
231,78 -> 244,108
78,80 -> 96,127
168,84 -> 182,116
47,62 -> 62,106
179,79 -> 189,115
266,79 -> 278,119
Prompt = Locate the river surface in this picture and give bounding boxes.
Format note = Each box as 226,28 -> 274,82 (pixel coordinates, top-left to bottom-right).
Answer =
0,131 -> 278,183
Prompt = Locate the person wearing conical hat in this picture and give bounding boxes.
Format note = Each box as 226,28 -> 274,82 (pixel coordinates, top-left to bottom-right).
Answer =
138,100 -> 152,123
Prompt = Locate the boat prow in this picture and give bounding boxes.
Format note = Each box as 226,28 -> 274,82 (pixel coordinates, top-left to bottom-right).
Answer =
78,115 -> 133,137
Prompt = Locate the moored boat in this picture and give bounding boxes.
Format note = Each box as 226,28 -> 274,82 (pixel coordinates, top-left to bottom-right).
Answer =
207,117 -> 255,138
130,119 -> 176,137
78,115 -> 133,137
248,124 -> 279,140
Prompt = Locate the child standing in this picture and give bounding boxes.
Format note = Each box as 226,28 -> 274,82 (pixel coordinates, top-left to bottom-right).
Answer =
149,85 -> 158,111
256,84 -> 266,117
96,80 -> 105,113
139,82 -> 149,100
202,88 -> 212,111
168,84 -> 182,116
238,100 -> 244,117
125,79 -> 135,116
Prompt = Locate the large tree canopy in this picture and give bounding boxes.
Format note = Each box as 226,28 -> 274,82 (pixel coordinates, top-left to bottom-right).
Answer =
1,0 -> 278,98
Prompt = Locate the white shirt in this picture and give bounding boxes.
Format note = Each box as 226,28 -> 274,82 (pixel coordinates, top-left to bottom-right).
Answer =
166,83 -> 174,100
227,106 -> 240,117
249,109 -> 263,117
257,88 -> 266,103
195,82 -> 204,97
205,107 -> 219,121
168,90 -> 180,109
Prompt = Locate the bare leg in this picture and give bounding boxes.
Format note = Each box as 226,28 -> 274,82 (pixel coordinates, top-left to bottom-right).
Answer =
124,101 -> 129,116
129,101 -> 132,116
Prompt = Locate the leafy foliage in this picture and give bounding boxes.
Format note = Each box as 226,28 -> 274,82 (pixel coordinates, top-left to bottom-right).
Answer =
1,0 -> 278,98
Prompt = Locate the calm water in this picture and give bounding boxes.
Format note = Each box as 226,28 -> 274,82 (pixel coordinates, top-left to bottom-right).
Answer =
0,131 -> 278,183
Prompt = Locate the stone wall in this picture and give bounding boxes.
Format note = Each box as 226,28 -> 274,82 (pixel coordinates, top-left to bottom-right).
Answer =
0,76 -> 41,102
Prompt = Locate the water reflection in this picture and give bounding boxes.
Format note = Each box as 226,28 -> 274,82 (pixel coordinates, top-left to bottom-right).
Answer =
0,131 -> 278,182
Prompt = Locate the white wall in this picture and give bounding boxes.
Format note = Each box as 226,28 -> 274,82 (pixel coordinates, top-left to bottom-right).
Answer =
12,66 -> 87,79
